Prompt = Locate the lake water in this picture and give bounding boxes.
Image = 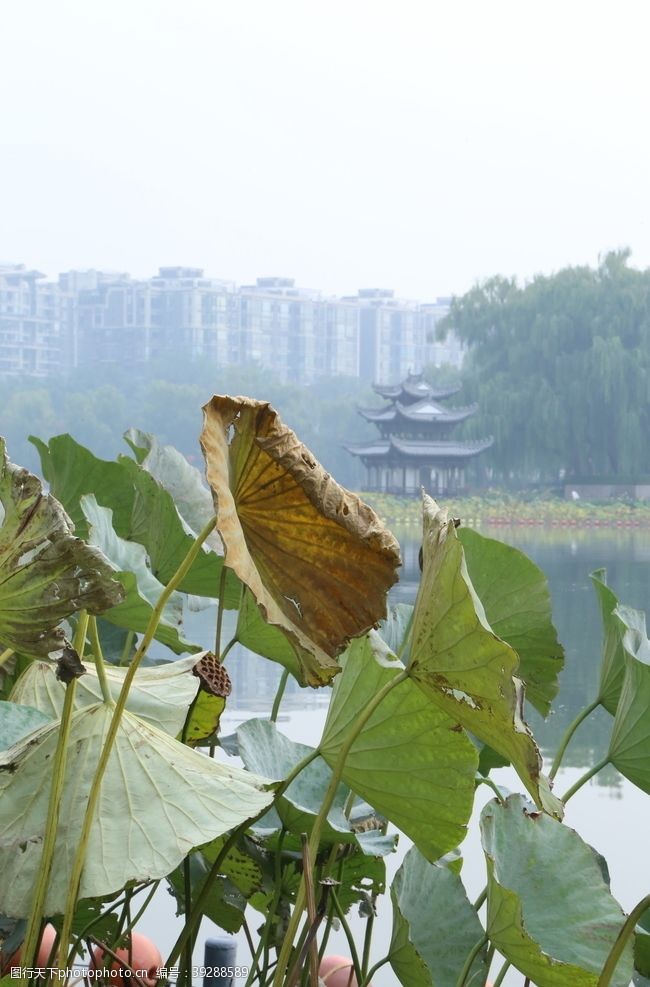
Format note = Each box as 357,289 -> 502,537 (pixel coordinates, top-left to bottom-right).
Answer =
141,526 -> 650,985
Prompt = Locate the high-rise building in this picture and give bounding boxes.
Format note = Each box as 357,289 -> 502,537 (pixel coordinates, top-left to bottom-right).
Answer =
61,267 -> 238,368
355,289 -> 426,383
0,265 -> 61,376
1,263 -> 464,385
238,278 -> 358,382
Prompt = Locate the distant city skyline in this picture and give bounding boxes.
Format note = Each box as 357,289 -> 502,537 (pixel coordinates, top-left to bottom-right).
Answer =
0,262 -> 463,383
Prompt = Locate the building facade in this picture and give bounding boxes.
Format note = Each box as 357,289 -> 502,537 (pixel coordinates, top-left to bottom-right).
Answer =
0,265 -> 62,376
0,264 -> 462,385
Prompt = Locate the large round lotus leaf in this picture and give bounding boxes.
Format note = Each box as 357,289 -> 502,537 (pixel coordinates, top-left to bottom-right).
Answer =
458,527 -> 564,717
390,846 -> 487,987
408,496 -> 561,817
320,632 -> 478,861
480,794 -> 633,987
200,396 -> 401,685
608,606 -> 650,794
0,438 -> 123,656
10,654 -> 208,737
0,704 -> 272,917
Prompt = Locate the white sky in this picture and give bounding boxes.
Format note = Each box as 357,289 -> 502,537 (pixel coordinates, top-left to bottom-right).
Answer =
2,0 -> 650,300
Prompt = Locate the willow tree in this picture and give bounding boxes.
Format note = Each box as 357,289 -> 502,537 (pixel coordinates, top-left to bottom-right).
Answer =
440,250 -> 650,482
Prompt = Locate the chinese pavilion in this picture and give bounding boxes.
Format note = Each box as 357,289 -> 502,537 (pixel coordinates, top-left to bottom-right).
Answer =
345,371 -> 493,496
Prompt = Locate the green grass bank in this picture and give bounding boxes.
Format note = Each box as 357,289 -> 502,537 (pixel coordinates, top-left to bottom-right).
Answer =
359,492 -> 650,528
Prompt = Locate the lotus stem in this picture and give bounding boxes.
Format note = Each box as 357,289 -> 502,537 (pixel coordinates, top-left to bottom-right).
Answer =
477,776 -> 507,805
165,746 -> 320,971
89,616 -> 113,705
455,933 -> 488,987
360,955 -> 392,986
119,630 -> 135,666
300,834 -> 320,986
597,892 -> 650,987
473,885 -> 488,911
87,935 -> 148,987
270,668 -> 290,722
21,612 -> 89,982
549,698 -> 600,780
56,518 -> 217,970
214,566 -> 228,656
561,756 -> 610,804
361,898 -> 376,979
0,646 -> 14,667
490,958 -> 510,987
273,668 -> 410,987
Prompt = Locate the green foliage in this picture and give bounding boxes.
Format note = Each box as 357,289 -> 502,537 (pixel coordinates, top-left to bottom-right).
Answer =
481,794 -> 633,986
440,250 -> 650,480
1,410 -> 649,987
390,847 -> 488,987
1,362 -> 374,487
459,527 -> 564,716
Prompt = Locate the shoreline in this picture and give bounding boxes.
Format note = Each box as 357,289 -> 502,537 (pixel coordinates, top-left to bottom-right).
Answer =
358,492 -> 650,529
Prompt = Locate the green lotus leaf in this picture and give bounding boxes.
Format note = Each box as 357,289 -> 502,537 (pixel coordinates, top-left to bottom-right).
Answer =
235,587 -> 302,681
31,434 -> 239,605
389,846 -> 487,987
635,905 -> 650,978
201,835 -> 263,898
124,428 -> 216,538
408,496 -> 561,817
320,632 -> 478,861
10,655 -> 210,737
200,396 -> 401,686
377,603 -> 414,658
81,495 -> 197,654
0,704 -> 273,917
480,793 -> 633,986
237,718 -> 395,854
459,527 -> 564,716
167,855 -> 246,934
608,606 -> 650,794
591,569 -> 627,715
30,434 -> 134,538
334,849 -> 386,915
0,701 -> 52,750
0,438 -> 123,656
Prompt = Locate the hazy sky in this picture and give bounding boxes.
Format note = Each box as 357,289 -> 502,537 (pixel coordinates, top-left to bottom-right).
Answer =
2,0 -> 650,300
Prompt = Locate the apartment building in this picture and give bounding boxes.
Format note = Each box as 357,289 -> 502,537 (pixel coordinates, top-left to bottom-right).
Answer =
356,289 -> 425,383
0,265 -> 61,376
0,264 -> 460,384
60,267 -> 239,368
239,278 -> 359,382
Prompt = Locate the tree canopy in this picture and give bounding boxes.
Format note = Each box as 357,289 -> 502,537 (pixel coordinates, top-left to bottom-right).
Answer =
1,359 -> 375,489
440,250 -> 650,481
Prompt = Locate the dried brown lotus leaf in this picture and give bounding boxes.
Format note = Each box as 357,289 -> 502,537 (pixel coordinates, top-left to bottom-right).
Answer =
200,396 -> 401,685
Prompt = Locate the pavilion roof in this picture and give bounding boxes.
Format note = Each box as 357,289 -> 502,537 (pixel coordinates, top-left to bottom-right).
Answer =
358,397 -> 477,425
345,436 -> 493,461
373,372 -> 461,403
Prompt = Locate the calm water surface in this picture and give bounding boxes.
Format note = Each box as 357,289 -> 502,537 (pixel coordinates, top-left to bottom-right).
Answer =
143,527 -> 650,985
